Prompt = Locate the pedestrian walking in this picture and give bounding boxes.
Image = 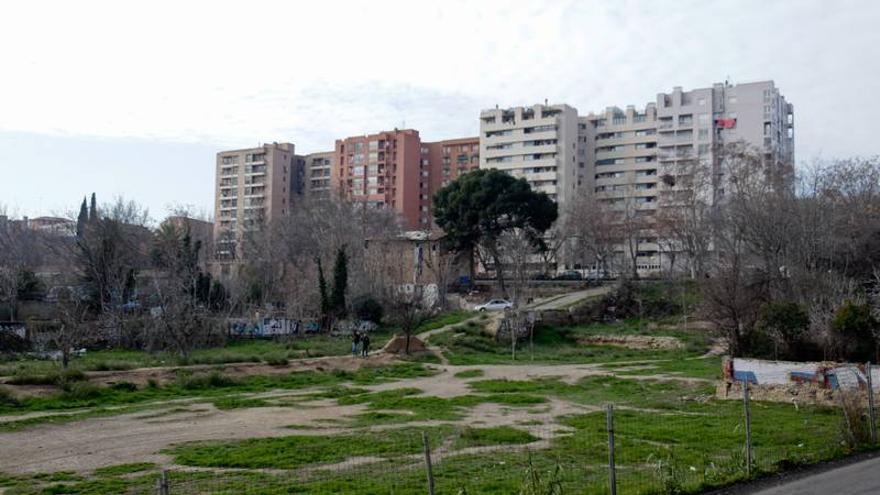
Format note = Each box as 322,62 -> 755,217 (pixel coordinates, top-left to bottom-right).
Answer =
361,333 -> 371,358
351,331 -> 360,357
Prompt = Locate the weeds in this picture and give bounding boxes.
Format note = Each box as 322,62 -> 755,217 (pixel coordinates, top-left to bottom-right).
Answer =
262,353 -> 289,366
0,386 -> 20,407
8,368 -> 85,386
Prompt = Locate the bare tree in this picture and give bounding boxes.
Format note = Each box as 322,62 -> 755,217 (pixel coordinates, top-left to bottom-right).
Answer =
238,196 -> 402,319
562,195 -> 619,280
0,219 -> 46,321
497,229 -> 535,307
655,156 -> 715,279
52,287 -> 90,369
150,222 -> 212,358
388,287 -> 431,355
74,197 -> 151,346
421,238 -> 463,310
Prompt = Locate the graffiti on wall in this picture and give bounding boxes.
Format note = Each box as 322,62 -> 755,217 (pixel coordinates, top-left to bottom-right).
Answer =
726,358 -> 880,391
229,318 -> 307,338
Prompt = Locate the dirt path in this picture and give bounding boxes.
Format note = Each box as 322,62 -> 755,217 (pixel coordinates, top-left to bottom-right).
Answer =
526,286 -> 610,311
415,314 -> 484,365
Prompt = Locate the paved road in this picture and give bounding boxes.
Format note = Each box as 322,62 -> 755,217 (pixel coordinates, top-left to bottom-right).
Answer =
746,455 -> 880,495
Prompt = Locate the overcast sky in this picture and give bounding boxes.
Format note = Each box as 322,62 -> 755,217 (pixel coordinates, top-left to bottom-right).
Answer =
1,0 -> 878,220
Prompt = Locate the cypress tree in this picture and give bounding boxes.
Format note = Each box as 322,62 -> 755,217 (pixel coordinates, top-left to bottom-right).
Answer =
88,193 -> 98,222
316,257 -> 330,319
76,197 -> 88,237
330,246 -> 348,318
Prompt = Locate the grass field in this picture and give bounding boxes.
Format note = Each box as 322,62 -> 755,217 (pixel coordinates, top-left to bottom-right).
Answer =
0,307 -> 870,495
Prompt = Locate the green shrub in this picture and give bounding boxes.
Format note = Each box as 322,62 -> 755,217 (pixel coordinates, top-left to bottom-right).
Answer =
147,378 -> 159,389
91,361 -> 135,372
748,301 -> 816,360
177,371 -> 238,390
832,301 -> 878,361
111,381 -> 138,392
0,386 -> 20,407
60,381 -> 102,400
263,353 -> 288,366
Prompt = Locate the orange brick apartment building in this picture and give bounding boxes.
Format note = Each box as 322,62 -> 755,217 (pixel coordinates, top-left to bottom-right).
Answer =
332,129 -> 479,229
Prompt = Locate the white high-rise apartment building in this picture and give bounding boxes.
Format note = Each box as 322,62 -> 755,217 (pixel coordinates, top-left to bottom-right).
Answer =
479,103 -> 581,206
577,80 -> 794,274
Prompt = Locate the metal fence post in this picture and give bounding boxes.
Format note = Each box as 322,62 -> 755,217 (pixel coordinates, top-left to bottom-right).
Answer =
867,363 -> 877,444
422,431 -> 436,495
606,404 -> 617,495
155,470 -> 169,495
743,381 -> 753,477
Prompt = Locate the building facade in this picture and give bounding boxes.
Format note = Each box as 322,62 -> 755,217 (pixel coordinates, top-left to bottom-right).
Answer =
214,142 -> 300,258
479,103 -> 581,207
332,130 -> 479,230
303,151 -> 334,198
578,80 -> 794,275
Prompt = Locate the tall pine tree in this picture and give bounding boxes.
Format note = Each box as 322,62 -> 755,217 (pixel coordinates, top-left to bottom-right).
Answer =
330,246 -> 348,318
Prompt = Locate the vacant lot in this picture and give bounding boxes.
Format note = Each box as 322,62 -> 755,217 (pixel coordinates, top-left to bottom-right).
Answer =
0,313 -> 858,494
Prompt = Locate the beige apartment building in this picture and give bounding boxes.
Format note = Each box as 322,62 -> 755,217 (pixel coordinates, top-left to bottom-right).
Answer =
479,103 -> 582,207
214,142 -> 300,258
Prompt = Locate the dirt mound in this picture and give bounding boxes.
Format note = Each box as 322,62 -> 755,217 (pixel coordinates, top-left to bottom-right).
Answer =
382,335 -> 428,354
577,334 -> 684,350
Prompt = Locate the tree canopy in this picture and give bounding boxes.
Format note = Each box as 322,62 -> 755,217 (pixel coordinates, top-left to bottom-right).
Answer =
433,168 -> 558,252
433,169 -> 557,292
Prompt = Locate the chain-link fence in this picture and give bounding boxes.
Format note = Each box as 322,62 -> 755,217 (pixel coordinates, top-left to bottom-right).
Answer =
145,376 -> 878,495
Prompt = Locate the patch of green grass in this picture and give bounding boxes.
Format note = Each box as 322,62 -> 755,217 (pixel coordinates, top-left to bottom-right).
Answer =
168,426 -> 453,469
0,363 -> 434,430
606,356 -> 722,380
92,463 -> 157,477
453,426 -> 538,449
212,396 -> 273,410
454,369 -> 484,379
416,310 -> 475,333
8,367 -> 85,386
470,375 -> 713,410
432,318 -> 713,366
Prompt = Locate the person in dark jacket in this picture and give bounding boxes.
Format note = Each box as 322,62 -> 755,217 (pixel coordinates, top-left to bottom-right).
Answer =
361,333 -> 371,358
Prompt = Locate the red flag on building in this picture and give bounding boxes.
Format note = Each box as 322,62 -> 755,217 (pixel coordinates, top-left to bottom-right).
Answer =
715,118 -> 737,129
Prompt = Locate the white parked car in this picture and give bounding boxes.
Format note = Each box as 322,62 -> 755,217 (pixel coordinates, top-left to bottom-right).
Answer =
474,299 -> 513,312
